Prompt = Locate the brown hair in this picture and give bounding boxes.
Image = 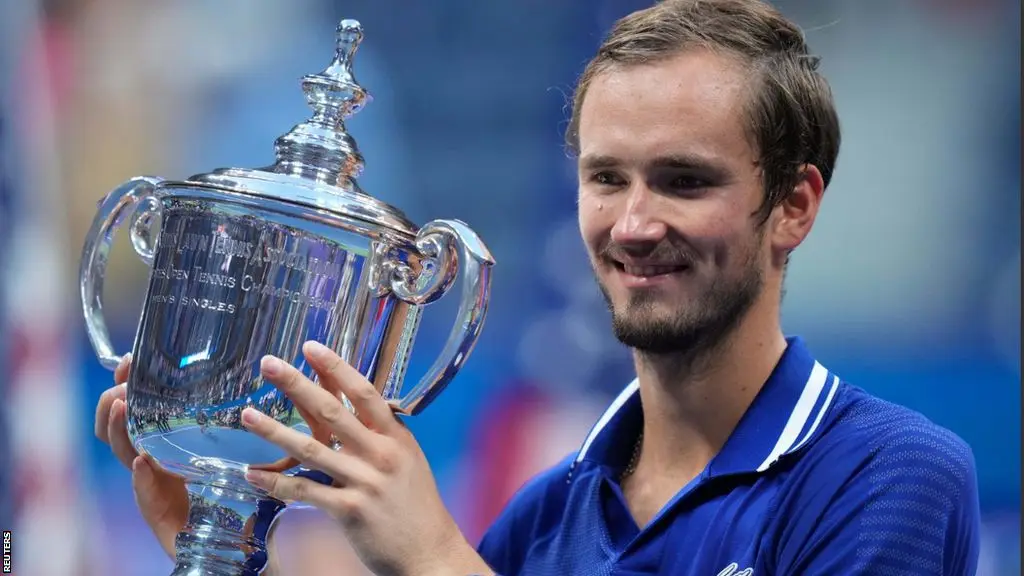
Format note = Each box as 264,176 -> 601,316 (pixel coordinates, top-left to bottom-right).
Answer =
566,0 -> 841,221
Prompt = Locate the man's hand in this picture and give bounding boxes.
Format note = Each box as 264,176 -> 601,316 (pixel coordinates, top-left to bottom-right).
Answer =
241,340 -> 494,576
93,355 -> 188,559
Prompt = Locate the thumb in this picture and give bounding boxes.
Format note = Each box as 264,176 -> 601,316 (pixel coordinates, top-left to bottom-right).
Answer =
132,455 -> 188,559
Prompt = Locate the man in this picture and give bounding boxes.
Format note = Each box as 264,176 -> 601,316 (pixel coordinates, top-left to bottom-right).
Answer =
94,0 -> 981,574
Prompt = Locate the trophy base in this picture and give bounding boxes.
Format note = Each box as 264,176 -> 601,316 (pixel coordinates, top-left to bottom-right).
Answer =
170,471 -> 286,576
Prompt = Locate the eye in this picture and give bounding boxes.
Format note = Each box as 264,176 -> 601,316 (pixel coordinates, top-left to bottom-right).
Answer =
668,175 -> 709,191
591,171 -> 626,187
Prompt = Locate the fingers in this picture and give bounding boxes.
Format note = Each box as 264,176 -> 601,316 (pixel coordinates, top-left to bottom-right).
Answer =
244,468 -> 342,511
260,355 -> 371,450
302,341 -> 397,434
108,398 -> 139,469
95,385 -> 126,442
95,355 -> 131,442
114,353 -> 132,385
241,407 -> 374,484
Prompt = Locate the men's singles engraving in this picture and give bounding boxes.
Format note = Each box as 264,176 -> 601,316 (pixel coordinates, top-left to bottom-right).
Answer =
149,224 -> 349,314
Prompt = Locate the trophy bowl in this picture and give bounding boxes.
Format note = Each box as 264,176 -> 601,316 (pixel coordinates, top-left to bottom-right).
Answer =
79,20 -> 494,576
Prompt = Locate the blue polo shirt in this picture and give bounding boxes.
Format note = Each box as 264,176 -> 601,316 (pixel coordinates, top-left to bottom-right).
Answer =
477,337 -> 980,575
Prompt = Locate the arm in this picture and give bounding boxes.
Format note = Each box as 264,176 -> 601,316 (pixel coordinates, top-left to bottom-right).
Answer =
775,425 -> 981,575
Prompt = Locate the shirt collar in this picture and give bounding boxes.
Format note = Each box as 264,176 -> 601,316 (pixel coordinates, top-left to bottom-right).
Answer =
573,336 -> 841,478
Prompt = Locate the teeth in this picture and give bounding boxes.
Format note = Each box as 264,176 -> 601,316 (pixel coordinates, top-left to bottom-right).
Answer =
623,265 -> 680,277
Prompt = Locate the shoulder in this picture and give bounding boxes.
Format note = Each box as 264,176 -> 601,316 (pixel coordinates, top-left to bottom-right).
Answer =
816,384 -> 976,484
476,453 -> 577,574
772,383 -> 981,574
784,383 -> 978,507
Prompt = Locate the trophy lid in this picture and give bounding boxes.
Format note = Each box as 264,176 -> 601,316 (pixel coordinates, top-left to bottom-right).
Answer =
185,20 -> 418,235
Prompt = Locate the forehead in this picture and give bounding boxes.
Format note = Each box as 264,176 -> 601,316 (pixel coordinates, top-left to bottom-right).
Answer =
577,50 -> 754,165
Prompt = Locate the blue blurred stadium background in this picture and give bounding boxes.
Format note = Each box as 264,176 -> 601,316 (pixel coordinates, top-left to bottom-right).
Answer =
1,0 -> 1019,574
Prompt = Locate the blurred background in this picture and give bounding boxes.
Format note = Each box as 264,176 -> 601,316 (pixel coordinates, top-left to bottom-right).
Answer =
0,0 -> 1019,574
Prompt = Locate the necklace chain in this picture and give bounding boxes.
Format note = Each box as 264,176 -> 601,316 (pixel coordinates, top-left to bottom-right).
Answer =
620,431 -> 644,480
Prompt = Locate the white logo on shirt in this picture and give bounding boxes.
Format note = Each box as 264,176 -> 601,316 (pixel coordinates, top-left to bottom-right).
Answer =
717,562 -> 753,576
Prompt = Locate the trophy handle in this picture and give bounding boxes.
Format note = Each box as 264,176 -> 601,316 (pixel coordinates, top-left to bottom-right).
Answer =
79,176 -> 164,370
388,219 -> 495,415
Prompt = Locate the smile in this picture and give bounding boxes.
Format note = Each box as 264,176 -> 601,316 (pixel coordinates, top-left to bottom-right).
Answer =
620,264 -> 686,277
611,261 -> 690,287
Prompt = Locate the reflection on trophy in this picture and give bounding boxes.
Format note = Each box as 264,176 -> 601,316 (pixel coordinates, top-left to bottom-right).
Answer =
79,19 -> 494,576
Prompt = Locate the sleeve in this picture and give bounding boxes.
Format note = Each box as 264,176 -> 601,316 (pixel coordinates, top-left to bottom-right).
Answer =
774,424 -> 981,575
475,453 -> 577,576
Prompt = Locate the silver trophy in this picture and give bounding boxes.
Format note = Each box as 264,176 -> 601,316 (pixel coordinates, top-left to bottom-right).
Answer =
79,20 -> 494,575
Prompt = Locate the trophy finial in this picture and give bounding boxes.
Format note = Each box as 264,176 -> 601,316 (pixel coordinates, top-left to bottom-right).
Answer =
271,18 -> 371,192
335,19 -> 364,65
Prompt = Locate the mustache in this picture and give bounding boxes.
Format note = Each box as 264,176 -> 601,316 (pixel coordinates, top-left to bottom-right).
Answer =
599,241 -> 696,266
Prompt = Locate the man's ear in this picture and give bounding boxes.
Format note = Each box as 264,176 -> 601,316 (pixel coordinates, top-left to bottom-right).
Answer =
771,164 -> 825,255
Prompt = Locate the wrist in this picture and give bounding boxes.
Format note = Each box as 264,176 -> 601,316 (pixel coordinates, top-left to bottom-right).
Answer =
417,533 -> 494,576
420,562 -> 494,576
420,555 -> 494,576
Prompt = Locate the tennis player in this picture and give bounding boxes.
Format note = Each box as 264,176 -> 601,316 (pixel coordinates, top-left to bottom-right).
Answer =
94,1 -> 980,574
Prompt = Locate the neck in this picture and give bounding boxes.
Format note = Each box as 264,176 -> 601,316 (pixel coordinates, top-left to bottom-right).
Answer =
630,290 -> 788,480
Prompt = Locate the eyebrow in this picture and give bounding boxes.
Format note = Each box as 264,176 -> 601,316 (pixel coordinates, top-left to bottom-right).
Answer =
578,153 -> 723,172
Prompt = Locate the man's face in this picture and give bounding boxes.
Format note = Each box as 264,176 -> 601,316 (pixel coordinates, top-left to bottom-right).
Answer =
576,50 -> 769,354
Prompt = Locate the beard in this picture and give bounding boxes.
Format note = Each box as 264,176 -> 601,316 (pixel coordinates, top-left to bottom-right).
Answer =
597,241 -> 764,357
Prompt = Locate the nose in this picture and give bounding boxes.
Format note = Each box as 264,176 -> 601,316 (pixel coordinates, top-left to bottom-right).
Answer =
610,185 -> 668,245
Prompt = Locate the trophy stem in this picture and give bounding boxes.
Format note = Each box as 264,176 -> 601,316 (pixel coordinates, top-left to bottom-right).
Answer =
170,475 -> 286,576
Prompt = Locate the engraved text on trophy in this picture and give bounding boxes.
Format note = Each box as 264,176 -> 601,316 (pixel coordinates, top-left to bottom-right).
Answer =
148,224 -> 348,315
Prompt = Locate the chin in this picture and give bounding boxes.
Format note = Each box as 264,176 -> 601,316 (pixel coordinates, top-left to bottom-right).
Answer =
619,303 -> 687,331
610,313 -> 692,355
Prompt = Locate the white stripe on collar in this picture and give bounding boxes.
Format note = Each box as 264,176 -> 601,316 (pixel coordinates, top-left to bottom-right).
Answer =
574,378 -> 639,465
755,362 -> 832,472
786,373 -> 840,455
574,363 -> 840,471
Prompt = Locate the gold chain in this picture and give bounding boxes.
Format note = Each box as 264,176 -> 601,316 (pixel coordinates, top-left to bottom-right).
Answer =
620,431 -> 644,481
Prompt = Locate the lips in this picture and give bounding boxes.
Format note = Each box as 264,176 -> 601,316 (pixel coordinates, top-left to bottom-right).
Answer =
610,257 -> 690,277
621,264 -> 686,277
